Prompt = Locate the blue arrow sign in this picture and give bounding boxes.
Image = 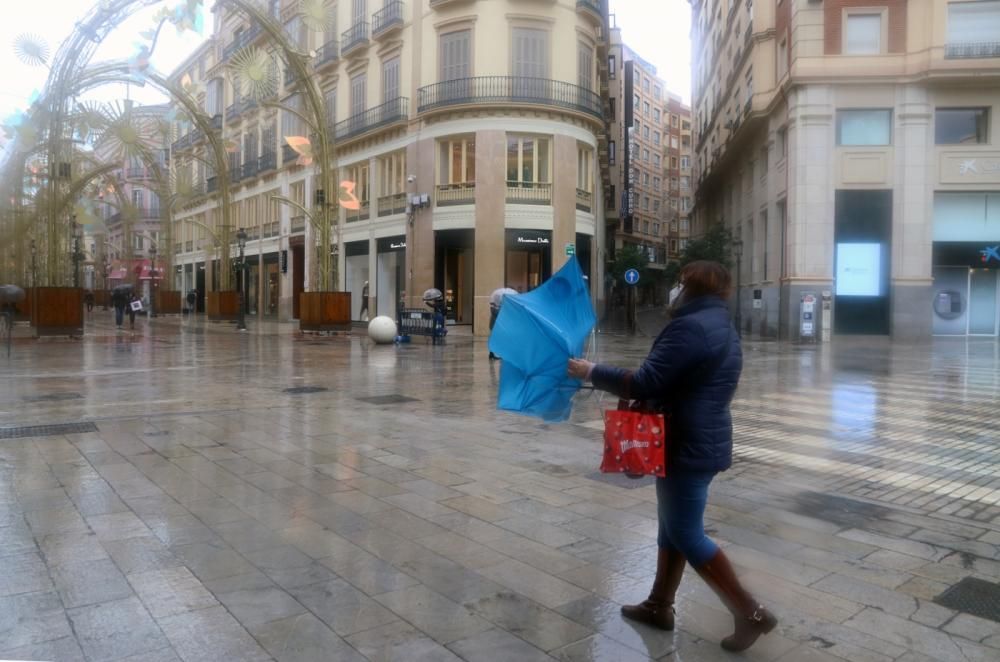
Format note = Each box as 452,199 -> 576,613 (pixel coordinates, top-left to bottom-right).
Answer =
624,268 -> 640,285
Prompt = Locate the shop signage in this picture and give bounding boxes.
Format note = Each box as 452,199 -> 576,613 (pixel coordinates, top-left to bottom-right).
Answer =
624,268 -> 640,285
516,235 -> 549,245
981,246 -> 1000,264
565,243 -> 575,256
279,250 -> 287,274
941,153 -> 1000,184
377,237 -> 407,253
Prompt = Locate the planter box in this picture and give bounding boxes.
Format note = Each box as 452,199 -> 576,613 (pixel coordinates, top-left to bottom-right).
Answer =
154,290 -> 182,314
14,288 -> 32,322
95,290 -> 111,309
31,287 -> 84,337
206,291 -> 240,321
299,292 -> 351,332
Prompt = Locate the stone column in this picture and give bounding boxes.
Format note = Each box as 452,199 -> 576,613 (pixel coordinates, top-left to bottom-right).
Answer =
892,87 -> 934,341
473,129 -> 506,336
278,176 -> 294,320
552,135 -> 578,274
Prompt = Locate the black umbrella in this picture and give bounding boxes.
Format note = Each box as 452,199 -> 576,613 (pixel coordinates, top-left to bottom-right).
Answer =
0,285 -> 25,304
111,284 -> 134,295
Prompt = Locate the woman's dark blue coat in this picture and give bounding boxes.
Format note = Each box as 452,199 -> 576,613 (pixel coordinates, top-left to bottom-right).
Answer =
591,295 -> 742,473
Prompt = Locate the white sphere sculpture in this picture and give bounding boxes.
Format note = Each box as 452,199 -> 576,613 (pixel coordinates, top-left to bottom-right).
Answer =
367,316 -> 398,344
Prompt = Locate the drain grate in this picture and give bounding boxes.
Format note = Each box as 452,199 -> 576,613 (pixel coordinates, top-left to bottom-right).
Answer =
284,386 -> 330,395
586,471 -> 656,490
935,577 -> 1000,623
0,421 -> 99,440
22,393 -> 84,403
356,394 -> 419,405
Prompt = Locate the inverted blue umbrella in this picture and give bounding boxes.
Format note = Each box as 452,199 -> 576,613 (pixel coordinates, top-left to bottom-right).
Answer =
489,256 -> 596,422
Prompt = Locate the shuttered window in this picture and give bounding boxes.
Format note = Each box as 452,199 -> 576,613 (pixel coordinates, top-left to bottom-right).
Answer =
439,30 -> 471,81
382,58 -> 400,102
281,93 -> 304,136
261,122 -> 276,156
350,74 -> 367,117
513,28 -> 548,78
353,0 -> 367,23
577,43 -> 593,90
324,88 -> 337,128
205,78 -> 224,116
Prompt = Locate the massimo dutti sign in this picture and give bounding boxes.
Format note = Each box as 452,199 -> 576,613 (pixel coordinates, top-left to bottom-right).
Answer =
940,153 -> 1000,184
506,230 -> 551,249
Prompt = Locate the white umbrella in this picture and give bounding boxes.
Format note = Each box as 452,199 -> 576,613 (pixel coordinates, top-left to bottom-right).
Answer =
490,288 -> 519,308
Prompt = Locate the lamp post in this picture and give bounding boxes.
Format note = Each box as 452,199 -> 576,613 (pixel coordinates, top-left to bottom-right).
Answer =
102,261 -> 109,310
148,246 -> 157,318
30,239 -> 37,288
236,228 -> 247,331
733,238 -> 744,337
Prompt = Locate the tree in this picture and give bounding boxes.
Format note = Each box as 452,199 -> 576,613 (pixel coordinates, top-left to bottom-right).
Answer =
679,223 -> 733,268
610,243 -> 650,284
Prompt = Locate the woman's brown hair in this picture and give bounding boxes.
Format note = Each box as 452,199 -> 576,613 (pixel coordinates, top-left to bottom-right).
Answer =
679,261 -> 732,300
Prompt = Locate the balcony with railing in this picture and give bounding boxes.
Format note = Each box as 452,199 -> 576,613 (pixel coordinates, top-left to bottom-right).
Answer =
284,68 -> 299,87
945,42 -> 1000,59
209,114 -> 223,131
334,97 -> 409,142
575,188 -> 592,212
342,21 -> 370,56
346,201 -> 371,223
171,133 -> 191,152
377,192 -> 408,217
436,183 -> 475,206
137,205 -> 161,219
373,1 -> 404,38
282,143 -> 299,166
258,151 -> 277,173
418,77 -> 602,120
225,103 -> 240,122
291,215 -> 306,233
576,0 -> 604,21
242,160 -> 259,180
126,166 -> 150,179
241,97 -> 258,114
185,240 -> 194,252
314,40 -> 339,70
230,164 -> 243,184
506,182 -> 552,205
206,176 -> 218,194
223,24 -> 262,60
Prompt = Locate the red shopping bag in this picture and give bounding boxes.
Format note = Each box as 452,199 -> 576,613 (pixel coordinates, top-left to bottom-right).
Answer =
601,400 -> 667,478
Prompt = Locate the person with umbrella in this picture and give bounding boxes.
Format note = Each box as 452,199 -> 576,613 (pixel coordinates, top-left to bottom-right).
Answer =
567,261 -> 776,653
488,288 -> 518,361
111,284 -> 134,330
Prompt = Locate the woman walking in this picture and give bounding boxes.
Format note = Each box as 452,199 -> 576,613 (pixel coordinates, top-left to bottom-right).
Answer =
568,260 -> 776,652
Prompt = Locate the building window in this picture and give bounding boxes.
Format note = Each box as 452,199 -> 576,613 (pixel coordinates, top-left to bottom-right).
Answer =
777,127 -> 788,158
837,109 -> 892,145
324,88 -> 337,128
680,176 -> 690,190
512,28 -> 549,78
670,135 -> 679,149
609,97 -> 616,117
935,108 -> 989,144
643,125 -> 650,139
132,189 -> 144,208
609,140 -> 616,165
643,77 -> 650,92
654,131 -> 661,146
347,161 -> 370,209
654,222 -> 660,235
654,108 -> 661,122
506,135 -> 551,185
379,151 -> 407,197
947,2 -> 1000,49
653,199 -> 660,211
680,155 -> 690,169
382,57 -> 400,102
439,137 -> 476,184
634,94 -> 640,109
577,146 -> 593,192
777,39 -> 788,79
653,177 -> 661,191
643,148 -> 650,162
643,101 -> 650,117
440,29 -> 472,80
844,13 -> 883,55
643,172 -> 650,186
654,154 -> 661,167
642,197 -> 649,211
681,197 -> 691,212
759,146 -> 768,180
654,85 -> 661,100
761,209 -> 769,281
681,218 -> 690,232
350,73 -> 367,117
671,157 -> 678,169
578,42 -> 593,90
670,177 -> 678,189
609,54 -> 616,79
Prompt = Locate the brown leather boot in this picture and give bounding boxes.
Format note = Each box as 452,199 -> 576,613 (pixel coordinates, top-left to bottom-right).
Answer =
621,548 -> 686,630
693,549 -> 777,651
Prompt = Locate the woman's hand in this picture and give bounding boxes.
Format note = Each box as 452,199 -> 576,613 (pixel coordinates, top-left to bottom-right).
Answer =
568,358 -> 594,381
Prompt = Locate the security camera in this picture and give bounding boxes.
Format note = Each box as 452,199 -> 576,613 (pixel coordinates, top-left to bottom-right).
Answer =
407,175 -> 416,183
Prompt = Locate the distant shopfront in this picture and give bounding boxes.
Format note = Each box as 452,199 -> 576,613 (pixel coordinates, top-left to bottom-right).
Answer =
376,236 -> 405,320
932,192 -> 1000,336
505,229 -> 552,293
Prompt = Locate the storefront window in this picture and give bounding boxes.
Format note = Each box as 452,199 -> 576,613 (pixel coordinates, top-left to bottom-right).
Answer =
345,241 -> 370,320
506,135 -> 551,186
505,230 -> 551,293
439,137 -> 475,184
935,108 -> 989,145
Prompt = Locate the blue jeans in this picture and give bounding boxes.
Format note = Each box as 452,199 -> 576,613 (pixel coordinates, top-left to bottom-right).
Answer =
656,470 -> 719,566
115,306 -> 124,326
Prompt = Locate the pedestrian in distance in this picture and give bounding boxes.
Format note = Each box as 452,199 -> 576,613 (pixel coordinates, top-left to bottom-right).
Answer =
84,290 -> 95,313
567,260 -> 777,653
127,291 -> 139,331
112,289 -> 127,329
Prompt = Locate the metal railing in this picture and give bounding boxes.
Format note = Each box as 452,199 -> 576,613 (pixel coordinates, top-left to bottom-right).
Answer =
342,21 -> 370,54
945,42 -> 1000,59
230,165 -> 242,184
171,134 -> 191,151
263,221 -> 280,238
126,167 -> 149,179
282,143 -> 299,166
373,1 -> 404,36
417,76 -> 602,119
210,114 -> 223,131
223,24 -> 262,60
242,160 -> 258,180
334,97 -> 409,141
377,192 -> 408,217
346,202 -> 371,223
225,103 -> 240,122
436,183 -> 475,206
506,182 -> 552,205
185,241 -> 194,252
241,97 -> 258,113
258,152 -> 277,172
206,176 -> 218,193
291,215 -> 306,233
576,188 -> 592,212
137,205 -> 161,219
576,0 -> 603,15
314,40 -> 339,68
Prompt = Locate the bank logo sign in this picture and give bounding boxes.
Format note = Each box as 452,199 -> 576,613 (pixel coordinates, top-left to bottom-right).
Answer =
981,246 -> 1000,264
960,159 -> 1000,175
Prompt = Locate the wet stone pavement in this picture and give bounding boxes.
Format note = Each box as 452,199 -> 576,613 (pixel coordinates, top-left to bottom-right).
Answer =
1,313 -> 999,661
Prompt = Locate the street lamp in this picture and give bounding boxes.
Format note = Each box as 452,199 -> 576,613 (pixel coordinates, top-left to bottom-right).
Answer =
148,246 -> 157,318
732,238 -> 744,337
30,239 -> 37,288
236,228 -> 247,331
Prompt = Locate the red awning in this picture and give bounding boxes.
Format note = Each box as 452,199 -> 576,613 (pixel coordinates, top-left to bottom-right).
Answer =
108,268 -> 128,280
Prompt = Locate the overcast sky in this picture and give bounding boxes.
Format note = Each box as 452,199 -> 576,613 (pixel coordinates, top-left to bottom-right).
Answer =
0,0 -> 691,135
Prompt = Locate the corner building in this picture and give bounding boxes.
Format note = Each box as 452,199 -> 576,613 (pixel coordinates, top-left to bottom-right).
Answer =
690,0 -> 1000,340
169,0 -> 610,333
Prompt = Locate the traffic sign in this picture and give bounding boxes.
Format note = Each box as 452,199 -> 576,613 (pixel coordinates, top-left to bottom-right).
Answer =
565,243 -> 575,257
624,268 -> 640,285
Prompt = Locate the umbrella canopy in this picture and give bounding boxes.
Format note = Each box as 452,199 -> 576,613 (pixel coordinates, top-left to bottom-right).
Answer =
0,285 -> 26,304
488,257 -> 596,422
489,287 -> 519,308
111,283 -> 134,295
